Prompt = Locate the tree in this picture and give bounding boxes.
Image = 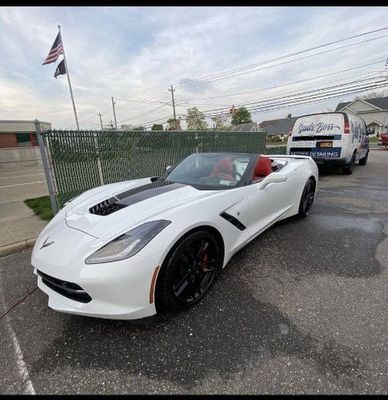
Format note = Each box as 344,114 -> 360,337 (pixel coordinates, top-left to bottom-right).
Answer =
186,107 -> 208,130
133,126 -> 146,131
120,124 -> 134,130
231,107 -> 252,125
151,124 -> 164,131
354,90 -> 386,100
211,114 -> 231,130
166,118 -> 182,130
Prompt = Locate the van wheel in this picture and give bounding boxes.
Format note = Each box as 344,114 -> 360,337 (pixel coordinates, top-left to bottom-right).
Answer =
359,152 -> 368,166
343,152 -> 356,175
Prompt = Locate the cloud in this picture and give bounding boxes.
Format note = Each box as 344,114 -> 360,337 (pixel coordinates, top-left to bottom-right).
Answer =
0,7 -> 388,129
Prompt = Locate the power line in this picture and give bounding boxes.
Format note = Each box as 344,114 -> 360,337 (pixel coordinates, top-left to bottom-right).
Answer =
117,103 -> 170,125
202,80 -> 388,118
78,107 -> 111,125
114,96 -> 171,106
137,73 -> 388,128
177,59 -> 385,103
173,73 -> 386,117
175,26 -> 388,88
175,33 -> 388,89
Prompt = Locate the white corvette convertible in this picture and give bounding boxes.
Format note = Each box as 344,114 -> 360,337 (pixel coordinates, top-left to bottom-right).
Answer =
31,152 -> 318,320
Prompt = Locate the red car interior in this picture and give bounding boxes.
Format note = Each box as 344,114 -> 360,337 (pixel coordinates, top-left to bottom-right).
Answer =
253,156 -> 272,181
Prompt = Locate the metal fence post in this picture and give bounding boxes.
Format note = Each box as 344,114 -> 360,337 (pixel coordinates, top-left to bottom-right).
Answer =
94,131 -> 104,186
34,119 -> 59,215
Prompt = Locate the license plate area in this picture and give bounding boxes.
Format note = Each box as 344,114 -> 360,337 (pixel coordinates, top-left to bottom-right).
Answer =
318,141 -> 333,148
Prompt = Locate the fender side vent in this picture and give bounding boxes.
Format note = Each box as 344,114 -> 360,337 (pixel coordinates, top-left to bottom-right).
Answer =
220,212 -> 246,231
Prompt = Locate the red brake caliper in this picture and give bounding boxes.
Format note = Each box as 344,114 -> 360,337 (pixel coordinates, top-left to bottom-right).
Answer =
201,253 -> 208,273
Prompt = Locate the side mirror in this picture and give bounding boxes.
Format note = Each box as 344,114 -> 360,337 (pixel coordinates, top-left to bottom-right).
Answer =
258,173 -> 287,189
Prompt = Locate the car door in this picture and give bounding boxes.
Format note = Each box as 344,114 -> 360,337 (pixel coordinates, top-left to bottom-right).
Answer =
244,171 -> 296,241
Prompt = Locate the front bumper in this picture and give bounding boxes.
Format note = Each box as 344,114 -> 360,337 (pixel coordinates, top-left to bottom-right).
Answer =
32,219 -> 160,320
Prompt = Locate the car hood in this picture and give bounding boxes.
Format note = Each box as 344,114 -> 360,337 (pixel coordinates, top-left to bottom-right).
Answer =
64,178 -> 221,240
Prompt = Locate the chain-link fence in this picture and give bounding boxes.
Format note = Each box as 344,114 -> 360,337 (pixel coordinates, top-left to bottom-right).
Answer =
36,126 -> 285,212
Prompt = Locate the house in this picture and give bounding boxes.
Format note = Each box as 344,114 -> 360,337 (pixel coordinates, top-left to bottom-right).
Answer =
227,122 -> 262,132
335,97 -> 388,136
0,120 -> 51,148
258,115 -> 298,137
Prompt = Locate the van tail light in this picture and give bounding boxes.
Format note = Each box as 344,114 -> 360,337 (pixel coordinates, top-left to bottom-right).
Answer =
344,121 -> 350,134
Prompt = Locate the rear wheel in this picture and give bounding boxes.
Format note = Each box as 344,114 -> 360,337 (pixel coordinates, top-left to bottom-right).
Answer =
359,151 -> 368,166
343,152 -> 356,175
155,231 -> 221,313
297,178 -> 315,218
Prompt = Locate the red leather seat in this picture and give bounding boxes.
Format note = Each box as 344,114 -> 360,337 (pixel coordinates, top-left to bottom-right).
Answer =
210,158 -> 234,179
253,156 -> 272,180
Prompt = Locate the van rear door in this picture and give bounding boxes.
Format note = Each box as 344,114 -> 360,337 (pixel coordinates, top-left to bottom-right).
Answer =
288,113 -> 345,159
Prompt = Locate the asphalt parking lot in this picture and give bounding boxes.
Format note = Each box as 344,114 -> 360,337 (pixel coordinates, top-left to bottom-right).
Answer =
0,150 -> 387,394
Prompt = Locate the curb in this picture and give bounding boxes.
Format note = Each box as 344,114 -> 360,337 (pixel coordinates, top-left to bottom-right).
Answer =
0,238 -> 37,257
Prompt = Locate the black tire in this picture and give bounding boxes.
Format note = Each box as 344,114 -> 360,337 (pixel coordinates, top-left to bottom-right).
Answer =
343,152 -> 356,175
155,230 -> 222,313
359,151 -> 368,166
297,178 -> 315,218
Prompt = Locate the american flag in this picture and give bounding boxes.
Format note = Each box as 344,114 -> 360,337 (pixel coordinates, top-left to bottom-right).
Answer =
42,32 -> 63,65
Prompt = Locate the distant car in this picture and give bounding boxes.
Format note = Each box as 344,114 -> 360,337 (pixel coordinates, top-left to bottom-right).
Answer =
378,132 -> 388,148
31,152 -> 318,320
287,112 -> 370,174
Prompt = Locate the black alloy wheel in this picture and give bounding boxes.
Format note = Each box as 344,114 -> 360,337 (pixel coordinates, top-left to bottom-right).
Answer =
298,178 -> 315,218
156,231 -> 221,312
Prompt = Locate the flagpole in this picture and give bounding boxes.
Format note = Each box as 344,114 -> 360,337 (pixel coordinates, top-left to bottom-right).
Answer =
58,25 -> 80,131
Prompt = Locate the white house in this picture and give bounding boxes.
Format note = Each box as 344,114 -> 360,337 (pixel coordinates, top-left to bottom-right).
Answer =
335,97 -> 388,136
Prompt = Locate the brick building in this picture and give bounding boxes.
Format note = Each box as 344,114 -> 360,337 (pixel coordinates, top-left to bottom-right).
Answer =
0,120 -> 51,148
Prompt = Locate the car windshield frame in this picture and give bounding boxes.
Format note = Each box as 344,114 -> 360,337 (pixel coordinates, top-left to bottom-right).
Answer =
157,152 -> 258,190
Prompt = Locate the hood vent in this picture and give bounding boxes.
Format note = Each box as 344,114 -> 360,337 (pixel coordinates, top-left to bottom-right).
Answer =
89,196 -> 125,216
89,180 -> 176,216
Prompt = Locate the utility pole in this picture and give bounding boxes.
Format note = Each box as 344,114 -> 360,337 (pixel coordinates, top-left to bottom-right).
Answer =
111,96 -> 118,129
168,85 -> 176,120
98,112 -> 103,130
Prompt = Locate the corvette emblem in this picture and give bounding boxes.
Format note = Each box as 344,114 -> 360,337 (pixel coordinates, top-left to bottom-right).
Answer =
40,237 -> 54,249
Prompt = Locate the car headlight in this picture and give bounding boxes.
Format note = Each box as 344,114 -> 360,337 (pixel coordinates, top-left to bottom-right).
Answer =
85,220 -> 171,264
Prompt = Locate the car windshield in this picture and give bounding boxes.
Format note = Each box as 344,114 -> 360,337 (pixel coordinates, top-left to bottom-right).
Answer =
163,153 -> 254,189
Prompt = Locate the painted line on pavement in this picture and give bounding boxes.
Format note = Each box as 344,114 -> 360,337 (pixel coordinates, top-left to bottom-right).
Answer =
0,181 -> 46,189
0,275 -> 36,394
0,173 -> 44,180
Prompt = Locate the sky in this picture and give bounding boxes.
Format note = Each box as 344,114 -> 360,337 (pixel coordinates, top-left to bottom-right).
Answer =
1,6 -> 388,130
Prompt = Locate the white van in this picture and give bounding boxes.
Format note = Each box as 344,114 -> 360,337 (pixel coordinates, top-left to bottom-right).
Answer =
286,112 -> 370,174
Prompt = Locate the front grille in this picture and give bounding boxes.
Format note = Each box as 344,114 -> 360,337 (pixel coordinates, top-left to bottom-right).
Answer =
37,270 -> 92,303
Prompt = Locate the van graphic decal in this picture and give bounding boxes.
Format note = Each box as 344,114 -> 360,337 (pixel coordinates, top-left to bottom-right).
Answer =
290,147 -> 341,158
297,122 -> 341,134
